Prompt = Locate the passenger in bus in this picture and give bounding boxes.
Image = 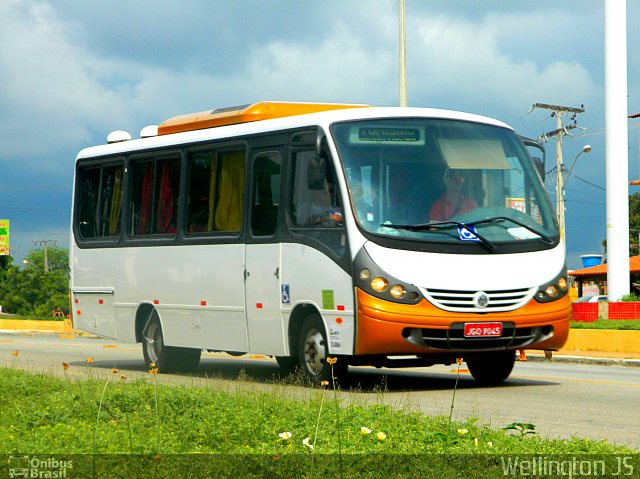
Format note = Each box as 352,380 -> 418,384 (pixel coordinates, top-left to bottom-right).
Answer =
429,170 -> 477,221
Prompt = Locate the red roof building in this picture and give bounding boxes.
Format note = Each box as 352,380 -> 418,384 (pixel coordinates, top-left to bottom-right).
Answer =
569,255 -> 640,296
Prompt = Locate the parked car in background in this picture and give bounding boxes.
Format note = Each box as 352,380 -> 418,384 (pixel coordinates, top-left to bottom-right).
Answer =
574,295 -> 607,303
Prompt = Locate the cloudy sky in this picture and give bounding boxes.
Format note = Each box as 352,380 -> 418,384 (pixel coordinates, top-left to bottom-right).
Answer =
1,0 -> 639,268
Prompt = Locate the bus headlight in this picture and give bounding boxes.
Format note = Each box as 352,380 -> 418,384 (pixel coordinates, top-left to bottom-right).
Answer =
371,277 -> 389,292
545,285 -> 558,297
558,277 -> 567,290
359,268 -> 371,280
389,285 -> 407,299
535,271 -> 569,303
353,247 -> 423,305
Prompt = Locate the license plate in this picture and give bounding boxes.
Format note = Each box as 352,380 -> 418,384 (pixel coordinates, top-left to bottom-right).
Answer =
463,322 -> 503,337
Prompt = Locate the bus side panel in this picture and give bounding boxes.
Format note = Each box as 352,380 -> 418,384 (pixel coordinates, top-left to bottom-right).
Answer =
71,246 -> 119,339
280,243 -> 355,355
72,289 -> 118,340
72,244 -> 249,352
129,244 -> 247,352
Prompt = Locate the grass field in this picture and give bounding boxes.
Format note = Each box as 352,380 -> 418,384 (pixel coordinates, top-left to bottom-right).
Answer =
1,366 -> 637,478
570,319 -> 640,330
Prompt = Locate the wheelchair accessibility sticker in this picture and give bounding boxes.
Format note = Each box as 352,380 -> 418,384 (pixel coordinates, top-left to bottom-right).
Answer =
281,284 -> 290,304
458,225 -> 480,242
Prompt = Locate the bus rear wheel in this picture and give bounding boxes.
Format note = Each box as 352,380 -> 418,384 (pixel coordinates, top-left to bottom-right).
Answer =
296,315 -> 347,384
466,351 -> 515,386
142,310 -> 201,373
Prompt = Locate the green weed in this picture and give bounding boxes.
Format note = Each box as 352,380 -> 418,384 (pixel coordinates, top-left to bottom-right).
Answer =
0,364 -> 636,477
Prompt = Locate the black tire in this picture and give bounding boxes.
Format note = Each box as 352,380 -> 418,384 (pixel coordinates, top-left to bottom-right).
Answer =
467,351 -> 516,386
275,356 -> 298,375
141,309 -> 201,373
296,315 -> 347,384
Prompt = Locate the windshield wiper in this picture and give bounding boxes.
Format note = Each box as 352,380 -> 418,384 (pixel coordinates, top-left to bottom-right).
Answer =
383,221 -> 497,251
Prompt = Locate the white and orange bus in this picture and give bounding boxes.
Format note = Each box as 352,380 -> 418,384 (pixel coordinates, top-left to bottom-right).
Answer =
70,101 -> 570,384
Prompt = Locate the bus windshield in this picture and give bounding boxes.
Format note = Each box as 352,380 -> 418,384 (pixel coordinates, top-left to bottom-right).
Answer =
331,118 -> 558,247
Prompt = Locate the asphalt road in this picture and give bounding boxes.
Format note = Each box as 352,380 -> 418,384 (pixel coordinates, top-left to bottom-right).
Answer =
1,331 -> 638,450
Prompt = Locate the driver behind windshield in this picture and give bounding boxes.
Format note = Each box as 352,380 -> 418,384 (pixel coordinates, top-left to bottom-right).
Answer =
429,170 -> 478,221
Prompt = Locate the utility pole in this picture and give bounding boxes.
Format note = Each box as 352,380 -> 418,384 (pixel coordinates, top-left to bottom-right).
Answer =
629,112 -> 640,186
533,103 -> 585,243
399,0 -> 408,107
33,239 -> 57,272
605,0 -> 630,300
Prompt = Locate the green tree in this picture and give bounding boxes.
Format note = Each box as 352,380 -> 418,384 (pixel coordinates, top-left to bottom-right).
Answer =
0,254 -> 13,272
629,193 -> 640,256
0,247 -> 69,317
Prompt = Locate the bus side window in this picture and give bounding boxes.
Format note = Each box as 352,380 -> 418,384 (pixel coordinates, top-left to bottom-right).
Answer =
291,152 -> 342,228
251,152 -> 282,237
76,163 -> 124,240
130,156 -> 180,236
289,150 -> 345,257
186,148 -> 245,234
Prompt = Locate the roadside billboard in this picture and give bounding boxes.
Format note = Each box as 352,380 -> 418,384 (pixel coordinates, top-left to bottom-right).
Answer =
0,219 -> 9,256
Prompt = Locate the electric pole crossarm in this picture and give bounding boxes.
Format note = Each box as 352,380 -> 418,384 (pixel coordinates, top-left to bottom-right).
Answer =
538,124 -> 578,142
532,103 -> 585,114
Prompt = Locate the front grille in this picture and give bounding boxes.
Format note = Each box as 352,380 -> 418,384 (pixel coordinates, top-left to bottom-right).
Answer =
422,287 -> 535,312
404,323 -> 553,352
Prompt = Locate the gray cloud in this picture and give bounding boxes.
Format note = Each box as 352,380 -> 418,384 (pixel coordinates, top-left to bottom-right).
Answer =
0,0 -> 636,266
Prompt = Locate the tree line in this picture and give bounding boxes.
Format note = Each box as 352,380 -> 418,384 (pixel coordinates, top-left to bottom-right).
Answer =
0,247 -> 69,318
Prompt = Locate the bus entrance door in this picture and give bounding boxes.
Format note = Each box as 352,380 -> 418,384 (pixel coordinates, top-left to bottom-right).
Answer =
244,244 -> 285,355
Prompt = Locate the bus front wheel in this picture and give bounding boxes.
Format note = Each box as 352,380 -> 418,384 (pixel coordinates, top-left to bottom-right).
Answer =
466,351 -> 515,386
142,310 -> 201,373
296,315 -> 347,384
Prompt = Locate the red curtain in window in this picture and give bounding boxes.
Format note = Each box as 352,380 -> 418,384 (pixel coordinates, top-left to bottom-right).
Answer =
137,163 -> 153,235
157,162 -> 175,233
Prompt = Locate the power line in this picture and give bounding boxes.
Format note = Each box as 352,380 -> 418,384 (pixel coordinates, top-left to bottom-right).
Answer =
0,205 -> 68,213
572,175 -> 606,191
11,232 -> 68,237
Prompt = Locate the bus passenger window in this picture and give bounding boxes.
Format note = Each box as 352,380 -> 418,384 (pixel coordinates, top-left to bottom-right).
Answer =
186,148 -> 245,234
130,156 -> 180,236
76,163 -> 124,239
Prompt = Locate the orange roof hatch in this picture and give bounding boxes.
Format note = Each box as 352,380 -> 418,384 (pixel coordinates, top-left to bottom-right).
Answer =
157,101 -> 371,135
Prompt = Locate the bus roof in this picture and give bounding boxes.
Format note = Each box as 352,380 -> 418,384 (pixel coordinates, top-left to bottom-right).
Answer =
78,106 -> 514,160
157,101 -> 371,135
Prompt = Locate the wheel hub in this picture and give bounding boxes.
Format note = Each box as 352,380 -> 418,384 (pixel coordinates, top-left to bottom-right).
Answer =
303,328 -> 326,375
143,322 -> 163,363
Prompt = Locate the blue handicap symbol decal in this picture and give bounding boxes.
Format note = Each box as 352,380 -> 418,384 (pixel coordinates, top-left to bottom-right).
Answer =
458,225 -> 480,242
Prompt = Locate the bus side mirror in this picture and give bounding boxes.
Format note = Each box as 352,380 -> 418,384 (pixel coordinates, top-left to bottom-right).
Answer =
316,129 -> 326,157
519,135 -> 546,182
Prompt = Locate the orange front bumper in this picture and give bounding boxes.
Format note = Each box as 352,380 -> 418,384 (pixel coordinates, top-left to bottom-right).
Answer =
354,288 -> 571,355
